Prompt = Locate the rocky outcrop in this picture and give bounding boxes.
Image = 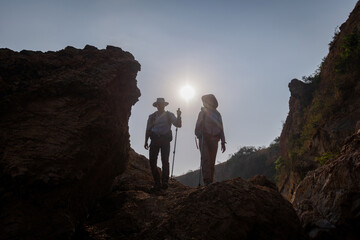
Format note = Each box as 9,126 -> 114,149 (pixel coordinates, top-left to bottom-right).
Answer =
278,79 -> 316,199
81,150 -> 307,240
248,174 -> 278,190
280,79 -> 313,162
278,1 -> 360,199
291,132 -> 360,239
275,3 -> 360,238
0,45 -> 140,239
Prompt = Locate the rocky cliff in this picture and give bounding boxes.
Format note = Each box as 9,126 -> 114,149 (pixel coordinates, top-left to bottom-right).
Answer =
277,1 -> 360,239
0,45 -> 141,239
278,1 -> 360,199
79,150 -> 307,240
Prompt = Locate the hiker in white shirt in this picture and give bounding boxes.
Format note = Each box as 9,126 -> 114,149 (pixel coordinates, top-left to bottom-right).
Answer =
145,98 -> 181,190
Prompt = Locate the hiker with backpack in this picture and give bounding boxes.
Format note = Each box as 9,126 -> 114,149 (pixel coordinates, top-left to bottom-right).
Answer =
145,98 -> 182,190
195,94 -> 226,186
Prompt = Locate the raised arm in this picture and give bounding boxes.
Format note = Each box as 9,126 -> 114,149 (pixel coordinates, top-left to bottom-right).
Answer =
169,111 -> 182,128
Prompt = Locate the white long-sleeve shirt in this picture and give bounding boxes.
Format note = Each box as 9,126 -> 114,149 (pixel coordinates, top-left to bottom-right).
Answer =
146,111 -> 181,135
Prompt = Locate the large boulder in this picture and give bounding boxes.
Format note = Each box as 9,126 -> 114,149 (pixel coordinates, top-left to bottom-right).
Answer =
292,132 -> 360,239
82,151 -> 307,240
0,45 -> 140,239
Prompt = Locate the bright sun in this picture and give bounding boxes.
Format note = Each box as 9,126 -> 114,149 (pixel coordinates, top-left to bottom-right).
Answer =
180,85 -> 195,101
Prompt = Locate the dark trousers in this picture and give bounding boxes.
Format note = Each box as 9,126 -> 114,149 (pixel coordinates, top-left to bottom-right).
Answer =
200,136 -> 219,185
149,140 -> 170,186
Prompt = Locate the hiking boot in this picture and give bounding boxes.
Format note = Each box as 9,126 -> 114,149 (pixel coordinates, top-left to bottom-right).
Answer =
161,183 -> 168,190
161,180 -> 168,190
150,183 -> 161,192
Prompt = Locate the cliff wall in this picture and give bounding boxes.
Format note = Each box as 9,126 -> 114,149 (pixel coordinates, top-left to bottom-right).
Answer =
278,1 -> 360,239
0,45 -> 140,239
278,1 -> 360,199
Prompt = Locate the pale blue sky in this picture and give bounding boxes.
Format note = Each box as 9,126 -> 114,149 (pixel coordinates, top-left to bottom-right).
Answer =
1,0 -> 357,175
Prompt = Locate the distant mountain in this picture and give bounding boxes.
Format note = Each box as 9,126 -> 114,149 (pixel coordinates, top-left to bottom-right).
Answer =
176,138 -> 280,187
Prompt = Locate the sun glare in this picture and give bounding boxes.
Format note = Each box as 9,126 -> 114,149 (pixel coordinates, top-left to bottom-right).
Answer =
180,85 -> 195,101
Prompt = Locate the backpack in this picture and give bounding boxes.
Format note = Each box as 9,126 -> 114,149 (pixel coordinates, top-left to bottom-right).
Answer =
197,108 -> 222,139
150,111 -> 172,127
149,111 -> 173,142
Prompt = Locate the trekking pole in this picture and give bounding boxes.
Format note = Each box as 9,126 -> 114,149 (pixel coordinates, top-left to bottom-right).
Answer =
170,127 -> 178,179
171,108 -> 180,179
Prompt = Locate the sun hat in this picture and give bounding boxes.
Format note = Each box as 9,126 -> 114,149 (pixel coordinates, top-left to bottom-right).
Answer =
153,97 -> 169,107
201,94 -> 218,109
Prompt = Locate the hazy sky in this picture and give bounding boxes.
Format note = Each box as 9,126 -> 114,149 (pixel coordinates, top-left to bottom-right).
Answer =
1,0 -> 357,176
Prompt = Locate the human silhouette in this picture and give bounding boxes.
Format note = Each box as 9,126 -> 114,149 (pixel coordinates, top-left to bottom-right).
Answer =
145,98 -> 182,190
195,94 -> 226,185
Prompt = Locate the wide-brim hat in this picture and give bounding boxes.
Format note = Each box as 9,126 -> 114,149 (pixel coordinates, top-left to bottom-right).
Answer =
201,94 -> 218,109
153,97 -> 169,107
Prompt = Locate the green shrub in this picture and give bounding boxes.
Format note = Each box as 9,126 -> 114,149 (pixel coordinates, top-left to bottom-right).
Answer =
315,152 -> 337,165
302,66 -> 321,84
335,25 -> 360,74
329,26 -> 340,50
275,156 -> 284,173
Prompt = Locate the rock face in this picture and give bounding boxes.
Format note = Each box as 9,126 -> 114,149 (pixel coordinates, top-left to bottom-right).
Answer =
278,1 -> 360,199
0,45 -> 140,239
82,150 -> 307,240
276,2 -> 360,239
278,79 -> 316,199
291,132 -> 360,240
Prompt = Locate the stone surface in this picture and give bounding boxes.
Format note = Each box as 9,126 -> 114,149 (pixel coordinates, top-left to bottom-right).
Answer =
292,132 -> 360,239
278,2 -> 360,200
0,45 -> 140,239
248,174 -> 277,190
81,150 -> 307,240
278,78 -> 316,199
